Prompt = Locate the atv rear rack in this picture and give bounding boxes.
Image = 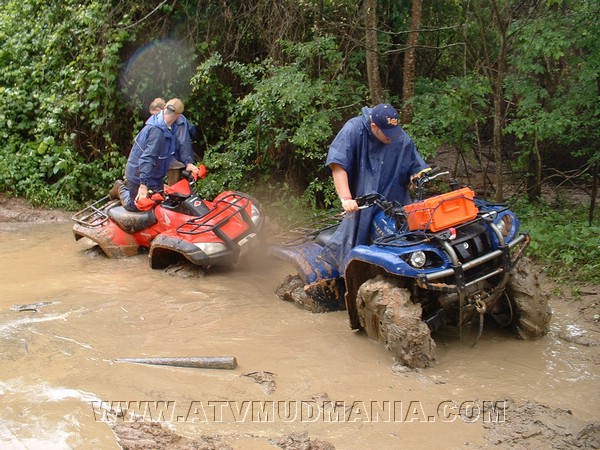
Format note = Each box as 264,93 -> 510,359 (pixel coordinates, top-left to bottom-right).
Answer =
177,193 -> 255,238
71,196 -> 120,227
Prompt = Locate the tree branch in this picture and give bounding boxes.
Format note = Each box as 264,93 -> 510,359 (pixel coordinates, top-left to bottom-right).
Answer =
118,0 -> 169,31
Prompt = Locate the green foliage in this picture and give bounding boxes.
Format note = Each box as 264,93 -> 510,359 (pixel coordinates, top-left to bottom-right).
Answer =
0,136 -> 125,209
191,36 -> 366,207
406,76 -> 490,158
0,0 -> 134,206
514,200 -> 600,282
505,0 -> 600,164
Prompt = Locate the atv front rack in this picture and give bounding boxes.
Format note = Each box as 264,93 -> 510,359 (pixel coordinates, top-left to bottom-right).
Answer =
177,193 -> 256,239
71,196 -> 120,227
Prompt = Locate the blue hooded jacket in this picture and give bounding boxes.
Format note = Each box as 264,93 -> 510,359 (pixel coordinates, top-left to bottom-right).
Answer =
172,114 -> 196,166
322,106 -> 429,272
125,111 -> 180,190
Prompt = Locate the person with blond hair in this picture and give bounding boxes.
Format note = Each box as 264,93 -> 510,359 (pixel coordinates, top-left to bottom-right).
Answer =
148,97 -> 166,114
111,98 -> 198,211
148,97 -> 199,185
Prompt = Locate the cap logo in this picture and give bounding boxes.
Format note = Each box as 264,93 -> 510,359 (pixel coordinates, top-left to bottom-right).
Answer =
387,117 -> 398,127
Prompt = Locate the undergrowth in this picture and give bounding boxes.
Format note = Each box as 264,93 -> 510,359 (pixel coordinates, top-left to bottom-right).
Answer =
513,200 -> 600,283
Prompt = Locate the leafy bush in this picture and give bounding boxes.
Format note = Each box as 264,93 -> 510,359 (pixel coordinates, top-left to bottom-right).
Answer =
405,75 -> 490,159
0,0 -> 133,206
191,36 -> 367,208
514,200 -> 600,283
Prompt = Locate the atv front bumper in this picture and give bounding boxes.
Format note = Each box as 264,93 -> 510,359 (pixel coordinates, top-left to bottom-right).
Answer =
149,234 -> 237,268
416,232 -> 529,293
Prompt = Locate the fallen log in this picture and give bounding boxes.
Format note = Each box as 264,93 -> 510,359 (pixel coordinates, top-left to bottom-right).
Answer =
115,356 -> 237,370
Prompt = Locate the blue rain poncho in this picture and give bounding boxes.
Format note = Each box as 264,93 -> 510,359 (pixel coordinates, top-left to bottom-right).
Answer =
321,106 -> 428,273
125,111 -> 180,191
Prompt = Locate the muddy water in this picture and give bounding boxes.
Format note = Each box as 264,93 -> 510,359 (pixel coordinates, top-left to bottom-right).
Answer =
0,221 -> 598,449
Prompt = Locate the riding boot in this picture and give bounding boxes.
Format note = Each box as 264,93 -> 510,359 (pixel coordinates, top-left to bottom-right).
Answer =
109,180 -> 124,200
119,180 -> 141,212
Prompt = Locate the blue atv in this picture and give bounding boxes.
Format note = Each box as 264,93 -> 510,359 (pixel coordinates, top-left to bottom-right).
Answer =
270,169 -> 551,368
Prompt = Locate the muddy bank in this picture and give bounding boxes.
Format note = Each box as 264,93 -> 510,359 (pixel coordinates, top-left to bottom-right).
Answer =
110,396 -> 600,449
0,193 -> 71,223
112,423 -> 335,450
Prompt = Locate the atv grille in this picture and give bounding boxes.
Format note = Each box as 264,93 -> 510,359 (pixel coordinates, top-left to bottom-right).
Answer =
450,222 -> 499,281
451,223 -> 493,263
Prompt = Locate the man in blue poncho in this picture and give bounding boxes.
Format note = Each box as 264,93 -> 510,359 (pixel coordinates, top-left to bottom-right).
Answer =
321,103 -> 429,272
114,98 -> 199,211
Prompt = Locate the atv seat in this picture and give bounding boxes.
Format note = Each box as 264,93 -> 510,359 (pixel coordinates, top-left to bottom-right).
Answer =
107,206 -> 158,234
315,225 -> 339,247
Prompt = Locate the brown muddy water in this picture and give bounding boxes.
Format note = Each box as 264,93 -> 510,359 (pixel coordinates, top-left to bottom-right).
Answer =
0,221 -> 598,449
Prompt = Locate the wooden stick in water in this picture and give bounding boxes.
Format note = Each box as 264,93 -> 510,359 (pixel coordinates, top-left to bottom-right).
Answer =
115,356 -> 237,370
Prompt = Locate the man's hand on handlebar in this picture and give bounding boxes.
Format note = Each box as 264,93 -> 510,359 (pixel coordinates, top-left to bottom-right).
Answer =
186,163 -> 200,175
409,167 -> 433,191
341,198 -> 359,213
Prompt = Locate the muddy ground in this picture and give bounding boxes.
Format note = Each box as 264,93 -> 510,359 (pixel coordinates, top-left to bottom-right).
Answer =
1,193 -> 599,449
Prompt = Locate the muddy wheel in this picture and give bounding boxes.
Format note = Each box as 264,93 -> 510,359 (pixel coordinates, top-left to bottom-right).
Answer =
275,274 -> 317,312
493,257 -> 552,339
356,275 -> 436,368
275,274 -> 345,313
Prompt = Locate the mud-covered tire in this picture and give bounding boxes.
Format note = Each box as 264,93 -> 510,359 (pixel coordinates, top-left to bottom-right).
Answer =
356,275 -> 436,368
275,274 -> 317,312
501,257 -> 552,339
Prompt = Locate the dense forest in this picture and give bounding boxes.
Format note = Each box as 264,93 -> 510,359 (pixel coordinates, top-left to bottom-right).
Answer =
0,0 -> 598,279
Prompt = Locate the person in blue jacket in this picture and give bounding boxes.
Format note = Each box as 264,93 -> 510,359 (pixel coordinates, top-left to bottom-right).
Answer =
148,98 -> 199,185
114,98 -> 199,211
321,103 -> 429,273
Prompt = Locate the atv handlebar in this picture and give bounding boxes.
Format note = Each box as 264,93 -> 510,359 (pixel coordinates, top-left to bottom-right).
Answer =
413,167 -> 450,201
182,164 -> 208,182
356,192 -> 389,209
355,192 -> 408,231
354,167 -> 454,213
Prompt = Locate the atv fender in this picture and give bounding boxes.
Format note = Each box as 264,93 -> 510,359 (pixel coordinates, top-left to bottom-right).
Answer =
149,231 -> 235,269
73,222 -> 140,258
270,242 -> 346,311
269,242 -> 340,285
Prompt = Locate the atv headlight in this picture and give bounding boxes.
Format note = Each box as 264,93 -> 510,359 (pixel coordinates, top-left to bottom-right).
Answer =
496,214 -> 513,238
195,242 -> 227,255
251,204 -> 261,225
409,251 -> 427,268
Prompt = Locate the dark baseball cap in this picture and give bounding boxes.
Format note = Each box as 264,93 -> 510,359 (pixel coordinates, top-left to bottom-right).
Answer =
371,103 -> 401,140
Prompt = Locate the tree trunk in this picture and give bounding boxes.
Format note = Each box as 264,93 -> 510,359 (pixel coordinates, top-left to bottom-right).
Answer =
491,1 -> 508,203
591,76 -> 600,225
401,0 -> 422,125
365,0 -> 384,104
590,159 -> 598,226
492,71 -> 504,202
527,128 -> 542,201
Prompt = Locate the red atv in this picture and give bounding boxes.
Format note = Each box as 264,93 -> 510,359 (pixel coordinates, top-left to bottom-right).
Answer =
72,166 -> 264,269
